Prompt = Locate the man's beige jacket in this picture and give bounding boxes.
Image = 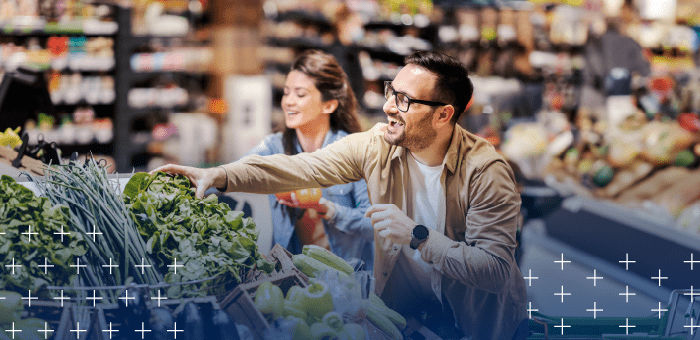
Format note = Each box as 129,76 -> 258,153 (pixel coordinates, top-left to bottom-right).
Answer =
222,123 -> 527,340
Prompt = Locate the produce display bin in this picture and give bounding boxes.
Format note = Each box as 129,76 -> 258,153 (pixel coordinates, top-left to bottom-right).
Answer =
93,295 -> 220,340
219,271 -> 308,340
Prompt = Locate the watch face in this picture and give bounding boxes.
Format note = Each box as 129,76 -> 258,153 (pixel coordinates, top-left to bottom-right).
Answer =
413,225 -> 429,239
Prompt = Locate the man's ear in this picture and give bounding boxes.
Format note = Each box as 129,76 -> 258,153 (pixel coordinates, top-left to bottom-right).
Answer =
436,105 -> 455,125
322,99 -> 339,114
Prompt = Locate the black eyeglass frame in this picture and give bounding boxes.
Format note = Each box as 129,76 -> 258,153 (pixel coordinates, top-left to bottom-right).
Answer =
384,81 -> 448,112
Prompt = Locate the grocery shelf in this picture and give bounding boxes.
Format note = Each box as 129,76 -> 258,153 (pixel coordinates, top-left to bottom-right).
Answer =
266,36 -> 329,49
0,28 -> 117,37
271,10 -> 332,27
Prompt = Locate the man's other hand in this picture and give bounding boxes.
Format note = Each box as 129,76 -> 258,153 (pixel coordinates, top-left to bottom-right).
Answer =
365,204 -> 415,244
149,164 -> 227,199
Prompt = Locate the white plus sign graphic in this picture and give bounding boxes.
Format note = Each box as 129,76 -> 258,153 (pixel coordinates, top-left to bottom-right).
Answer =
685,317 -> 700,335
167,258 -> 184,274
102,322 -> 119,339
651,269 -> 668,287
619,285 -> 636,303
38,321 -> 54,339
53,290 -> 69,307
619,318 -> 636,335
86,225 -> 103,242
87,290 -> 103,307
167,322 -> 184,339
102,258 -> 119,275
554,253 -> 571,271
554,285 -> 572,303
5,257 -> 22,275
119,290 -> 135,307
651,301 -> 668,319
685,253 -> 699,270
554,318 -> 570,335
70,322 -> 87,339
135,322 -> 151,339
586,301 -> 603,319
619,253 -> 636,270
527,302 -> 538,319
586,269 -> 604,287
22,290 -> 38,307
523,269 -> 539,287
135,257 -> 152,274
37,257 -> 54,275
5,322 -> 22,339
151,289 -> 168,307
21,225 -> 39,243
53,225 -> 70,242
70,257 -> 86,275
684,286 -> 700,302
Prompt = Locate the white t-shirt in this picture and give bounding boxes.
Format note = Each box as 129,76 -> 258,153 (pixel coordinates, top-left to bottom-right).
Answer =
395,151 -> 446,300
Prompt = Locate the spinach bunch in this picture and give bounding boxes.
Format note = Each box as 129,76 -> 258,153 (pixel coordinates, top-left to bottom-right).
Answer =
124,172 -> 272,297
0,175 -> 86,296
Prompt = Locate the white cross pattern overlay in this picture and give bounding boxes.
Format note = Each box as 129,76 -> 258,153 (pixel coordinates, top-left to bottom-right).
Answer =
586,269 -> 603,287
650,269 -> 668,287
554,253 -> 571,271
586,301 -> 603,319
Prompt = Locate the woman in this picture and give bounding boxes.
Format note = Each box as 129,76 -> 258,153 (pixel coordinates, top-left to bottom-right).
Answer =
247,50 -> 373,270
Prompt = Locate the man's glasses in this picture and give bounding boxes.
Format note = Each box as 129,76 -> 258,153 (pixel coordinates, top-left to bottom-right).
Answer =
384,81 -> 448,112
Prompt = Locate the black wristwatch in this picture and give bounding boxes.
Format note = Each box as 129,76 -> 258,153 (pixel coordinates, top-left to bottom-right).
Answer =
410,224 -> 429,250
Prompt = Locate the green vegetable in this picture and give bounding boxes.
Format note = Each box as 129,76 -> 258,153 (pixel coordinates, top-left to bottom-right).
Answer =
283,300 -> 307,320
286,316 -> 311,340
293,254 -> 347,279
124,172 -> 272,297
28,160 -> 160,300
674,150 -> 695,167
322,312 -> 344,331
0,291 -> 22,324
369,293 -> 406,329
366,305 -> 402,339
254,282 -> 284,318
303,245 -> 354,275
310,322 -> 337,340
304,280 -> 333,320
0,176 -> 85,297
338,323 -> 365,340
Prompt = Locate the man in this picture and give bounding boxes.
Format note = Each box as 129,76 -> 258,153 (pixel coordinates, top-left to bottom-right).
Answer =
154,51 -> 527,339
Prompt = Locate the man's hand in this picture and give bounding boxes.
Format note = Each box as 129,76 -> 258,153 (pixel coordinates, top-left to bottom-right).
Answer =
149,164 -> 227,199
365,204 -> 415,244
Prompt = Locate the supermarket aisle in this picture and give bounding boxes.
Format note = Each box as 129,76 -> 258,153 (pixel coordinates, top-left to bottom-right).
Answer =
519,221 -> 662,318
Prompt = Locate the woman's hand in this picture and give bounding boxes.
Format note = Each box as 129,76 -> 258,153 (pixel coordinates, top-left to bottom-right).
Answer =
277,197 -> 337,220
150,164 -> 227,199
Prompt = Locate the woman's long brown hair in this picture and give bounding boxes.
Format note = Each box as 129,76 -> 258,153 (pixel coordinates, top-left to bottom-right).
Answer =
282,49 -> 361,155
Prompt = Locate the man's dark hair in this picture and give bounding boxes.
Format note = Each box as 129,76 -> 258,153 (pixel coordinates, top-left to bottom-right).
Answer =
405,51 -> 473,123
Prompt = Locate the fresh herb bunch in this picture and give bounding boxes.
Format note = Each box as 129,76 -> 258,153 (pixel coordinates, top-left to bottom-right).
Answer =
123,172 -> 273,297
0,175 -> 85,296
29,159 -> 162,301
